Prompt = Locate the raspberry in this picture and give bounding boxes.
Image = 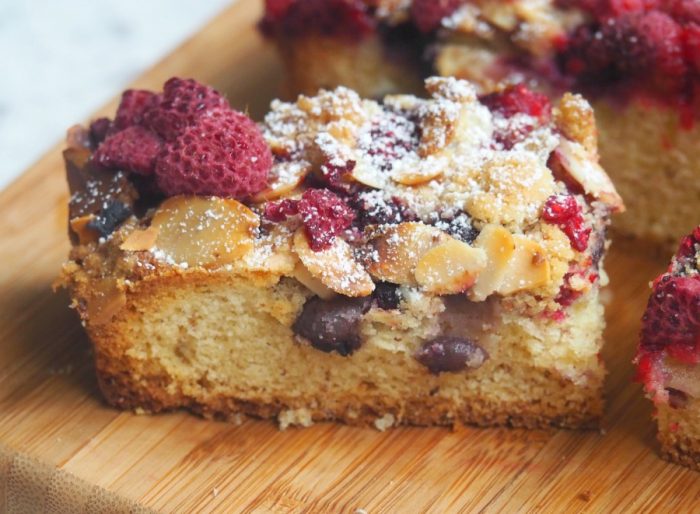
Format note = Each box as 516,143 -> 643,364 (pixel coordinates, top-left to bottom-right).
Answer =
683,23 -> 700,72
318,159 -> 356,193
542,194 -> 591,252
411,0 -> 465,33
93,125 -> 162,175
114,89 -> 160,131
675,225 -> 700,261
144,77 -> 229,140
155,109 -> 272,199
298,188 -> 355,251
264,198 -> 299,222
480,84 -> 552,121
260,0 -> 374,39
640,274 -> 700,364
637,11 -> 686,78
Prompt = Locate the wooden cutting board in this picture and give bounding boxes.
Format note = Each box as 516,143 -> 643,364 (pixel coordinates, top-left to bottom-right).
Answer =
2,1 -> 700,511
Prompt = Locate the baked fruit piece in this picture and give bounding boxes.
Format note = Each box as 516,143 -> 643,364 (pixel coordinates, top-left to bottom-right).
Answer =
59,76 -> 624,430
260,0 -> 700,247
636,227 -> 700,470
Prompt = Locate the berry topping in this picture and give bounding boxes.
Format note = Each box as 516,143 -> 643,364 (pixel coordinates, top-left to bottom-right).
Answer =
372,282 -> 402,310
144,77 -> 229,141
352,191 -> 416,229
318,159 -> 356,193
411,0 -> 465,33
155,109 -> 272,199
542,194 -> 591,252
675,225 -> 700,262
292,295 -> 372,356
480,84 -> 552,122
263,198 -> 299,222
260,0 -> 374,39
86,201 -> 133,238
93,125 -> 162,175
640,274 -> 700,363
298,188 -> 355,251
89,117 -> 112,147
114,89 -> 160,131
415,336 -> 488,374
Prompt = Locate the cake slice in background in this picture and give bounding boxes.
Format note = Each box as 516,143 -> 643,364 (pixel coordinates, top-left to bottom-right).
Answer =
260,0 -> 700,248
59,76 -> 623,430
637,227 -> 700,470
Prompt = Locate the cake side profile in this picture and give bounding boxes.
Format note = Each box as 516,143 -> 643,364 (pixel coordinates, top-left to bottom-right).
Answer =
59,77 -> 623,430
637,227 -> 700,470
260,0 -> 700,247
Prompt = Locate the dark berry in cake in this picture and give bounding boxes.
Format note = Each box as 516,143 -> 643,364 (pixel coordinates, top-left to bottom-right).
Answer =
352,191 -> 416,229
86,201 -> 133,238
373,282 -> 402,310
154,109 -> 272,199
93,125 -> 162,176
293,296 -> 372,356
415,336 -> 488,374
298,188 -> 355,251
542,194 -> 591,252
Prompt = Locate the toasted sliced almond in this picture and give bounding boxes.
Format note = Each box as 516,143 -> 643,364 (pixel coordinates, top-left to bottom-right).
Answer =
293,229 -> 374,297
69,214 -> 99,244
351,160 -> 388,189
252,161 -> 310,202
551,139 -> 625,212
414,238 -> 487,295
497,235 -> 550,295
293,262 -> 337,300
120,226 -> 159,251
468,224 -> 516,301
150,196 -> 259,268
366,222 -> 450,285
391,163 -> 443,186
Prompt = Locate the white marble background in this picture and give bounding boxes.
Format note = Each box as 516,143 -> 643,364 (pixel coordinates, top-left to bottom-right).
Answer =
0,0 -> 233,191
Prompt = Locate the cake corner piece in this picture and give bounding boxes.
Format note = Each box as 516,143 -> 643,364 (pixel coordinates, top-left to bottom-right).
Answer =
60,75 -> 623,431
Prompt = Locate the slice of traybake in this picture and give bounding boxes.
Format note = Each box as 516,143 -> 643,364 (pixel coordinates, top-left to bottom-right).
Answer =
59,77 -> 623,430
637,227 -> 700,470
260,0 -> 700,247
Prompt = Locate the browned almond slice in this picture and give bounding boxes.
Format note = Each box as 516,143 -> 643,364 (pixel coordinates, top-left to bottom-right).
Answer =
366,222 -> 450,285
468,224 -> 516,301
391,162 -> 444,186
414,238 -> 487,295
293,229 -> 374,297
497,235 -> 550,295
293,262 -> 337,300
252,161 -> 310,202
150,196 -> 259,268
550,139 -> 625,213
69,214 -> 99,244
120,226 -> 159,252
351,160 -> 388,189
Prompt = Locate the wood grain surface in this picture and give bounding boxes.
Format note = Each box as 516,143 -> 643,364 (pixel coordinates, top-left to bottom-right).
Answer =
1,1 -> 700,511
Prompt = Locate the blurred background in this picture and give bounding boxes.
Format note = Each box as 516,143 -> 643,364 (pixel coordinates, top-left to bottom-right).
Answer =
0,0 -> 232,190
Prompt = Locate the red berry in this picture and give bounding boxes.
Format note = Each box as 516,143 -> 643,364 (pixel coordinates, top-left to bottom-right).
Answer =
298,188 -> 355,251
260,0 -> 374,39
144,77 -> 229,140
542,195 -> 591,252
114,89 -> 160,131
411,0 -> 465,33
264,198 -> 299,222
155,109 -> 272,199
683,23 -> 700,72
640,274 -> 700,364
637,11 -> 686,78
89,117 -> 112,147
480,84 -> 552,121
93,125 -> 162,175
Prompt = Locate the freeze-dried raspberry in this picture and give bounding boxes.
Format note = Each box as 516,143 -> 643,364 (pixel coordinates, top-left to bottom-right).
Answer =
155,109 -> 271,199
93,125 -> 162,175
298,188 -> 355,251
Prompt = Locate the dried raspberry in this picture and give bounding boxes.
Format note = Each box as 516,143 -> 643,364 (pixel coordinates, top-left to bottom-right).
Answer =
542,194 -> 591,252
640,274 -> 700,363
144,77 -> 229,140
155,109 -> 272,199
264,198 -> 299,222
93,125 -> 162,175
318,159 -> 356,193
480,84 -> 552,121
411,0 -> 465,33
683,23 -> 700,72
351,192 -> 416,228
637,11 -> 686,79
298,188 -> 355,251
260,0 -> 374,39
114,89 -> 160,131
